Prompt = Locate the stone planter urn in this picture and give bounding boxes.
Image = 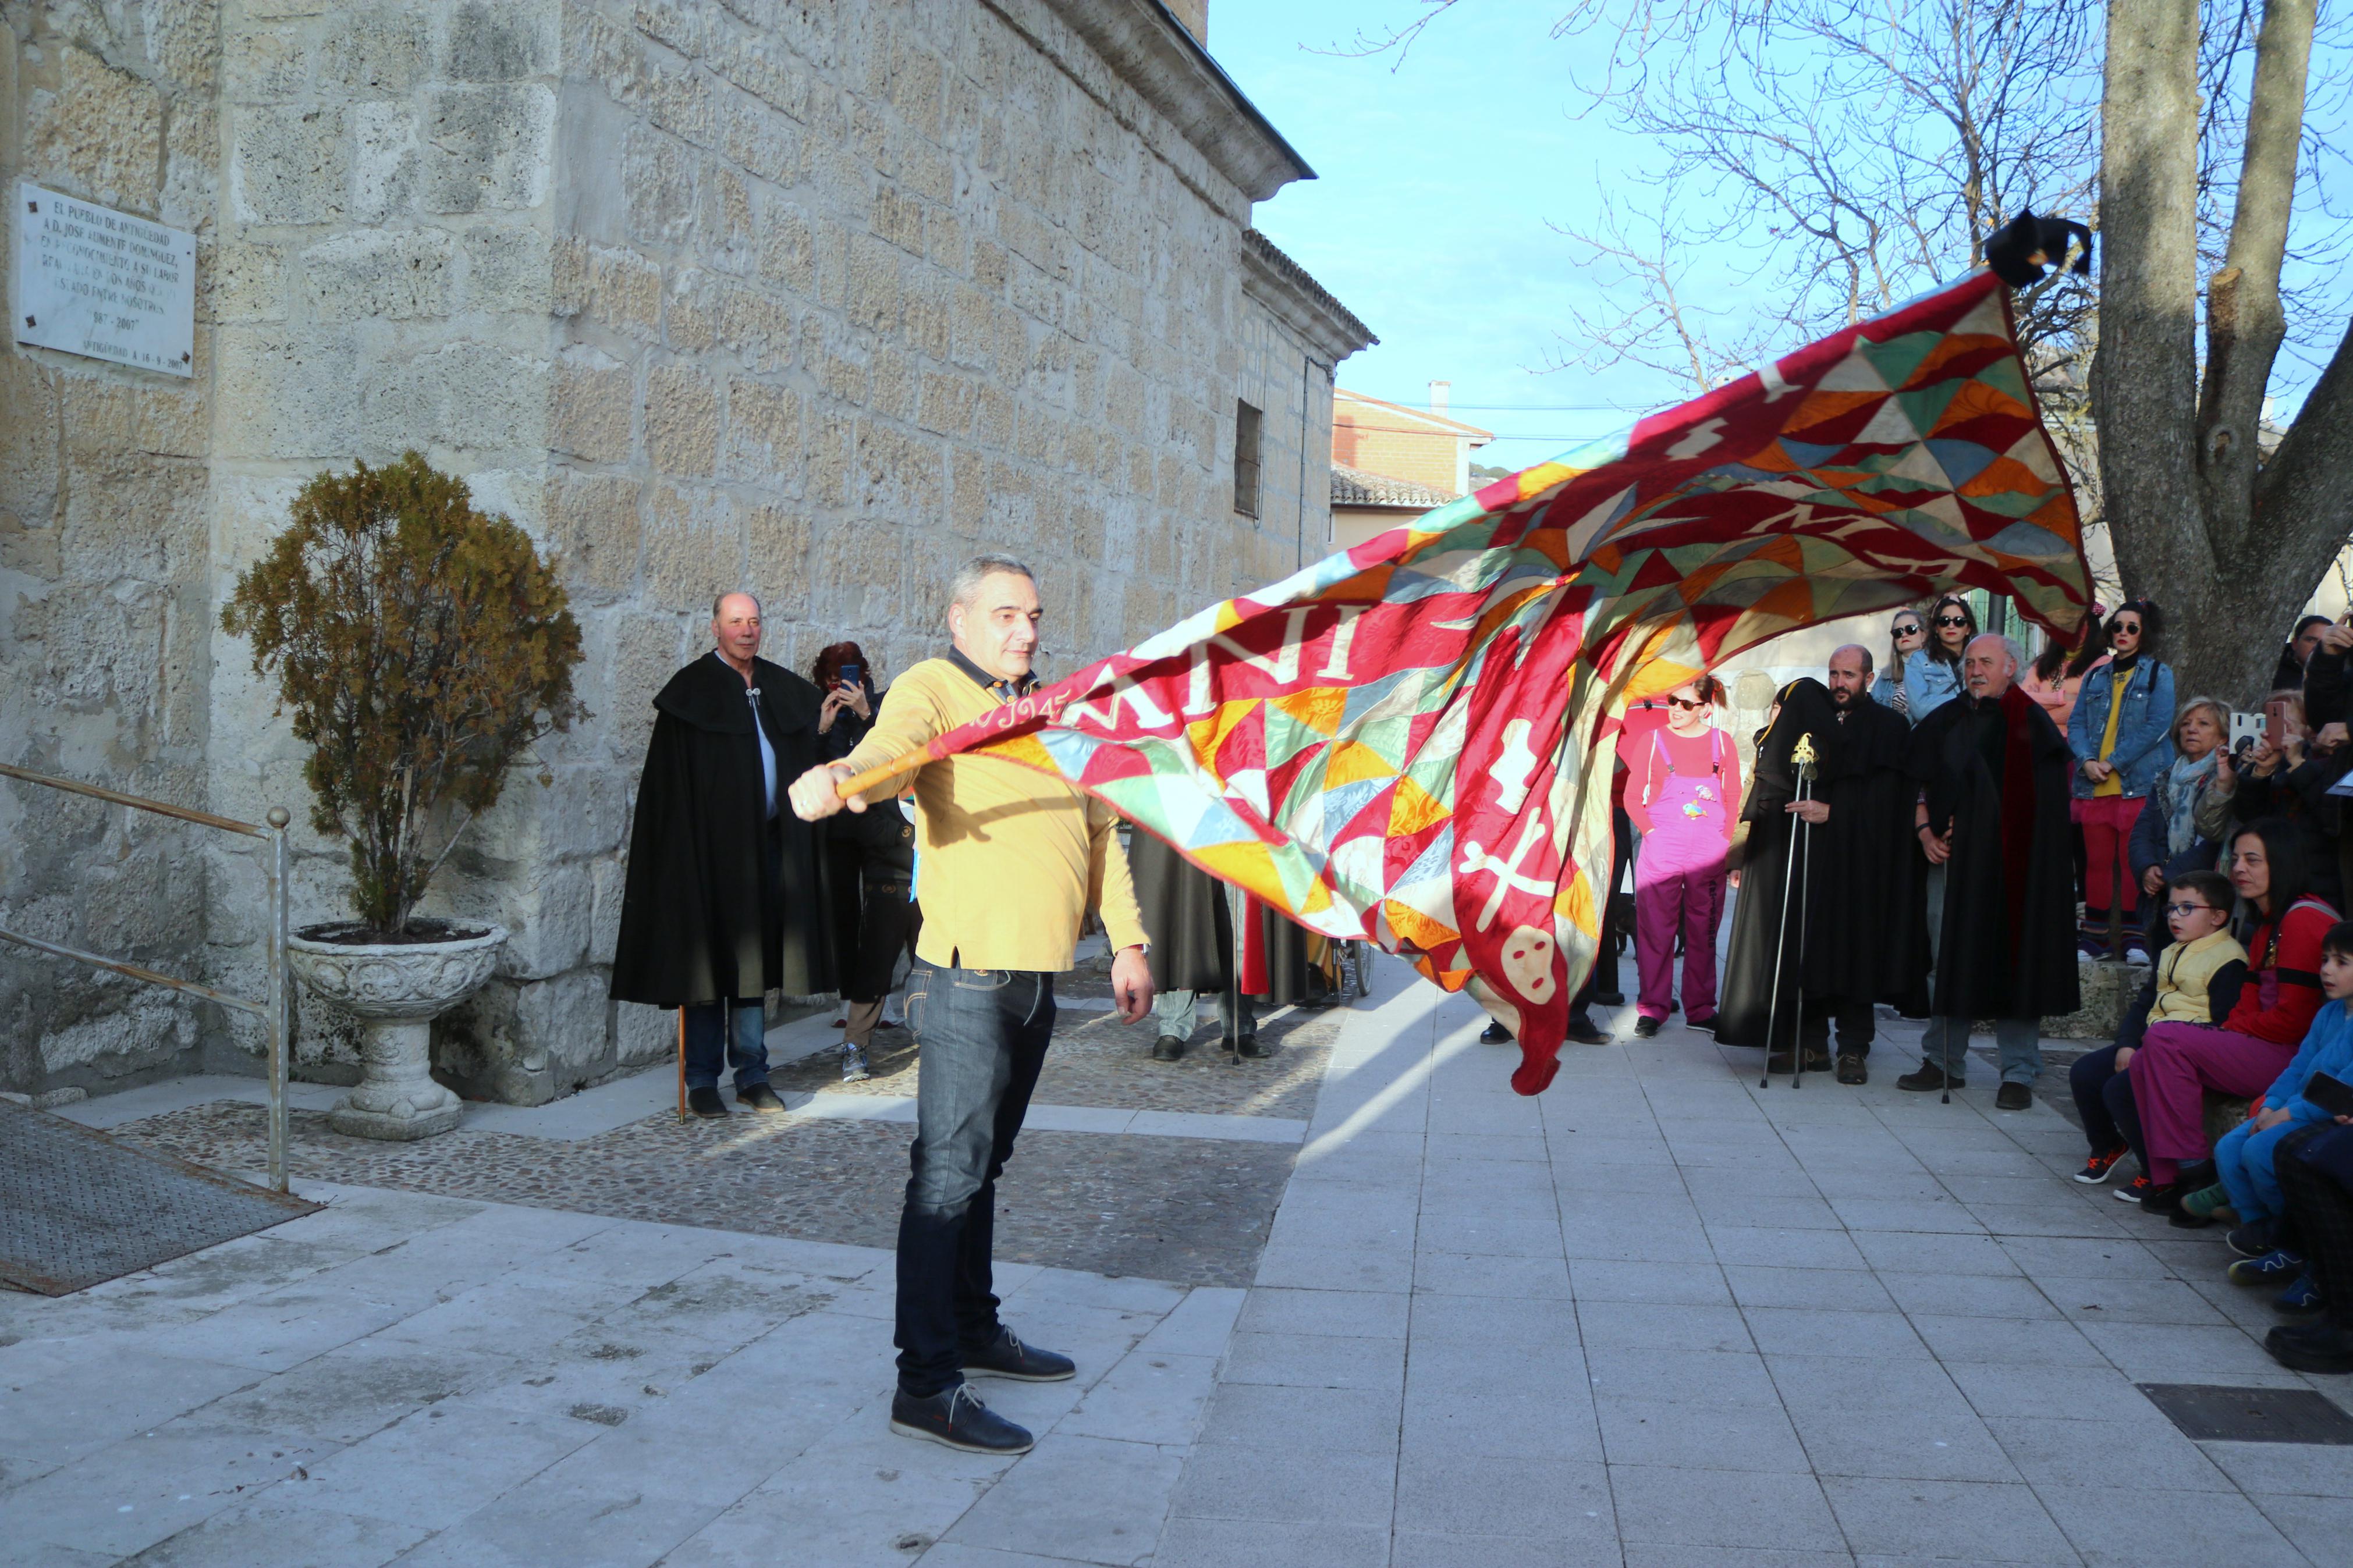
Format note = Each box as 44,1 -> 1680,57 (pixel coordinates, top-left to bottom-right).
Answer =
287,923 -> 507,1140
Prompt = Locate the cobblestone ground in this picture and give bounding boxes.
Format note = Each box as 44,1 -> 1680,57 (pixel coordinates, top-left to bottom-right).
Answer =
105,999 -> 1351,1289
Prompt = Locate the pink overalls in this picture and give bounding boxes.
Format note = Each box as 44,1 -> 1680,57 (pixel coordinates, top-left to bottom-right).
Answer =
1634,727 -> 1731,1024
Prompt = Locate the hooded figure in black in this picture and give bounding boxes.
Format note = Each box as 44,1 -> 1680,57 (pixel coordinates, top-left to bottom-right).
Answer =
1903,632 -> 2080,1104
1716,679 -> 1841,1059
610,593 -> 833,1115
1130,830 -> 1315,1059
1790,642 -> 1934,1082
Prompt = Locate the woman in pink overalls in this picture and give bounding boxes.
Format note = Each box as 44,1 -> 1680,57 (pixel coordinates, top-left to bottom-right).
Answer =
1627,675 -> 1742,1039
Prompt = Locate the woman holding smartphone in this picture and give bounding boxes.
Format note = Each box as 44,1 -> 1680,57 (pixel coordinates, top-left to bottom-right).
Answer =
812,642 -> 914,1080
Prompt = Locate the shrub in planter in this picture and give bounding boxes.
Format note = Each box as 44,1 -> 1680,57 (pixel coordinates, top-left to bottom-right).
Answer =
222,451 -> 585,934
222,453 -> 586,1137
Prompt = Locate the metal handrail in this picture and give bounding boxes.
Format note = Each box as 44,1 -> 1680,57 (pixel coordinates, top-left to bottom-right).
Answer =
0,763 -> 291,1193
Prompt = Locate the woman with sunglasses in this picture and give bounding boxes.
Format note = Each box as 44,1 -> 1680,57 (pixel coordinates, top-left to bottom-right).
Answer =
1626,675 -> 1741,1037
2067,600 -> 2176,957
1869,602 -> 1966,724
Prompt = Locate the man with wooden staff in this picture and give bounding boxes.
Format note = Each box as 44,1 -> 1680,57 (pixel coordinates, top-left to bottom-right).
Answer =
787,553 -> 1155,1457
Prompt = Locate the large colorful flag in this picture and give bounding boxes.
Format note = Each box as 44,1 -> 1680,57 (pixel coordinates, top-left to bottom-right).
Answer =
847,268 -> 2092,1093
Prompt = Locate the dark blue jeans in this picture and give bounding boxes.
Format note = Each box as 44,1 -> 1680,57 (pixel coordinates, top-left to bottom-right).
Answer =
895,963 -> 1055,1397
682,998 -> 769,1090
2068,1041 -> 2145,1163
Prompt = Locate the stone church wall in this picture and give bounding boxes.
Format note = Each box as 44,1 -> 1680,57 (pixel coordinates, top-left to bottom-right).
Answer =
1,2 -> 225,1098
1,0 -> 1361,1104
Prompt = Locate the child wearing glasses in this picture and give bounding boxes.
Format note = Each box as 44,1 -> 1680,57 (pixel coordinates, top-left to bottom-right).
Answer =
2067,869 -> 2247,1189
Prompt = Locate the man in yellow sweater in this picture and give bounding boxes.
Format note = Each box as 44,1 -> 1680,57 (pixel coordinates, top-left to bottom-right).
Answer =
788,554 -> 1154,1456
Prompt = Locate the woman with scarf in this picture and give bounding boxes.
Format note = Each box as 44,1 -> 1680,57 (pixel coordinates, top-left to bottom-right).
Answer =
2127,698 -> 2233,938
2067,601 -> 2176,957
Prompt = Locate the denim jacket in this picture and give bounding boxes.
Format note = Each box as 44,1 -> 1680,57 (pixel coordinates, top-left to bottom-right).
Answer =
1869,649 -> 1962,726
2067,657 -> 2176,799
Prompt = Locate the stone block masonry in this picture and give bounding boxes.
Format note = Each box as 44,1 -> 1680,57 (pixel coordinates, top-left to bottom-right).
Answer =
3,0 -> 1371,1107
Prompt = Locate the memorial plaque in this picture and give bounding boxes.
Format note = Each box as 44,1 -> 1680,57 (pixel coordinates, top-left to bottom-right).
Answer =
13,182 -> 196,377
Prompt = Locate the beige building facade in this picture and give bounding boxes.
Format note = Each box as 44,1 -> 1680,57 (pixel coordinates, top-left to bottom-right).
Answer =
0,0 -> 1371,1103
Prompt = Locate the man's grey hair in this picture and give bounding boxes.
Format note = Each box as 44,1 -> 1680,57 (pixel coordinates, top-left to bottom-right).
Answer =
949,554 -> 1037,613
1967,631 -> 2026,669
1832,642 -> 1875,676
712,590 -> 761,620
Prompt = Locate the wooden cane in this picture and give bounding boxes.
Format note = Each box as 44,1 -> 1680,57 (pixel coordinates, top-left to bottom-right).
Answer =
676,1008 -> 686,1119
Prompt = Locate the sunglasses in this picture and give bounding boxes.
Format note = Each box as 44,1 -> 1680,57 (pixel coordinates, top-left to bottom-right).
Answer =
1933,615 -> 1971,628
1894,623 -> 1923,637
1667,696 -> 1705,710
2163,902 -> 2217,916
2109,621 -> 2141,635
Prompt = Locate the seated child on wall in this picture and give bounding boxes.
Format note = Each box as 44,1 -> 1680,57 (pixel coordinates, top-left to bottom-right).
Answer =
2067,870 -> 2248,1188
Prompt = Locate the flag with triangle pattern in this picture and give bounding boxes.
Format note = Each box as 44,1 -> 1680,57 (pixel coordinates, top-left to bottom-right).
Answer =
865,269 -> 2093,1093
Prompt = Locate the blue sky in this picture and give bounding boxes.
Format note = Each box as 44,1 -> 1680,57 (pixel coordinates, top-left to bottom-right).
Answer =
1210,3 -> 2350,476
1213,3 -> 1671,475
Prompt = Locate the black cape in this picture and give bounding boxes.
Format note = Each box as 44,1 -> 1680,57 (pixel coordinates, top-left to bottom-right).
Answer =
1128,830 -> 1314,1005
609,655 -> 833,1007
1806,693 -> 1932,1012
1716,680 -> 1842,1048
1911,688 -> 2081,1020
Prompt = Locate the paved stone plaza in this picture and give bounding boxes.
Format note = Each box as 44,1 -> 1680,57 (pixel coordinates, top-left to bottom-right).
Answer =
7,963 -> 2353,1565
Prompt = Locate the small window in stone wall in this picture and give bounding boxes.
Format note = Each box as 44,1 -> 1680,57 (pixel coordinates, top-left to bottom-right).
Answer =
1233,400 -> 1263,518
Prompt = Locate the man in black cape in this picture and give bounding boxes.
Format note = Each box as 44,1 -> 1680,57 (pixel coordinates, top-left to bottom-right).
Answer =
1902,632 -> 2080,1108
610,592 -> 833,1116
1801,643 -> 1932,1083
1715,678 -> 1841,1066
1130,830 -> 1312,1060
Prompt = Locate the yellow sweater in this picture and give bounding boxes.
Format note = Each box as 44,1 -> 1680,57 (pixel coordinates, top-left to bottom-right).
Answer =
839,656 -> 1146,972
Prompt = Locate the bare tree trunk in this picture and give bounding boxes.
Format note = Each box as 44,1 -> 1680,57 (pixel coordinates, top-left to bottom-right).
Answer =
2096,0 -> 2342,708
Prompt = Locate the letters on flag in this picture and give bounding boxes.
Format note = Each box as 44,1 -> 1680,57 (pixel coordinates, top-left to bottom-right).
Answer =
876,269 -> 2092,1093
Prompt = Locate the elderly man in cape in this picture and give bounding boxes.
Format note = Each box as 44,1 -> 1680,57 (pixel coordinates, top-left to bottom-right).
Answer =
1904,632 -> 2081,1107
608,592 -> 832,1117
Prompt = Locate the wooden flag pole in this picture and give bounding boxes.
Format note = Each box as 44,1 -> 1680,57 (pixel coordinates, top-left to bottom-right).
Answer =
831,745 -> 939,803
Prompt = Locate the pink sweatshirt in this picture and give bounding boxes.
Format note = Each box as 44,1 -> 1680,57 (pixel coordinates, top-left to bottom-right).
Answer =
1626,726 -> 1741,842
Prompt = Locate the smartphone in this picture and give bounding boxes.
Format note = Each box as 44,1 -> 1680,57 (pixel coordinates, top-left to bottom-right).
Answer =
838,663 -> 861,688
2267,699 -> 2288,752
2305,1069 -> 2353,1119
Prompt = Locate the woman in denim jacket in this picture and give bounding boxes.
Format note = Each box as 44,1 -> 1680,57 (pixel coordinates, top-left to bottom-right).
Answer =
1870,598 -> 1968,723
2069,602 -> 2177,953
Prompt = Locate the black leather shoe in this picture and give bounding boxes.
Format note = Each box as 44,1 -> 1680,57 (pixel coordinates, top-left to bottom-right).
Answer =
1994,1082 -> 2032,1112
1479,1020 -> 1513,1044
1235,1034 -> 1266,1058
735,1083 -> 787,1114
961,1326 -> 1074,1382
2265,1323 -> 2353,1375
1593,990 -> 1626,1007
1633,1016 -> 1660,1039
1567,1019 -> 1609,1046
1835,1053 -> 1868,1086
1897,1063 -> 1962,1092
1151,1034 -> 1186,1061
889,1384 -> 1034,1454
686,1086 -> 728,1118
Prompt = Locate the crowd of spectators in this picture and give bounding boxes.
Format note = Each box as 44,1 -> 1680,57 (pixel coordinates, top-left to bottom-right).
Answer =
2050,610 -> 2353,1375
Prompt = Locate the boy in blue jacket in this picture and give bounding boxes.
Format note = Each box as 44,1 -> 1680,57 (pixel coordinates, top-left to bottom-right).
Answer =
2191,922 -> 2353,1274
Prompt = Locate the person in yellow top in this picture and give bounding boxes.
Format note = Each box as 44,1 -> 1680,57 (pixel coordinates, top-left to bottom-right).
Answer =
788,553 -> 1154,1459
2065,602 -> 2175,956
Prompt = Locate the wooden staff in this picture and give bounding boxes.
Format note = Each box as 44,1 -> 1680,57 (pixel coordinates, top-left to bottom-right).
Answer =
676,1008 -> 686,1119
